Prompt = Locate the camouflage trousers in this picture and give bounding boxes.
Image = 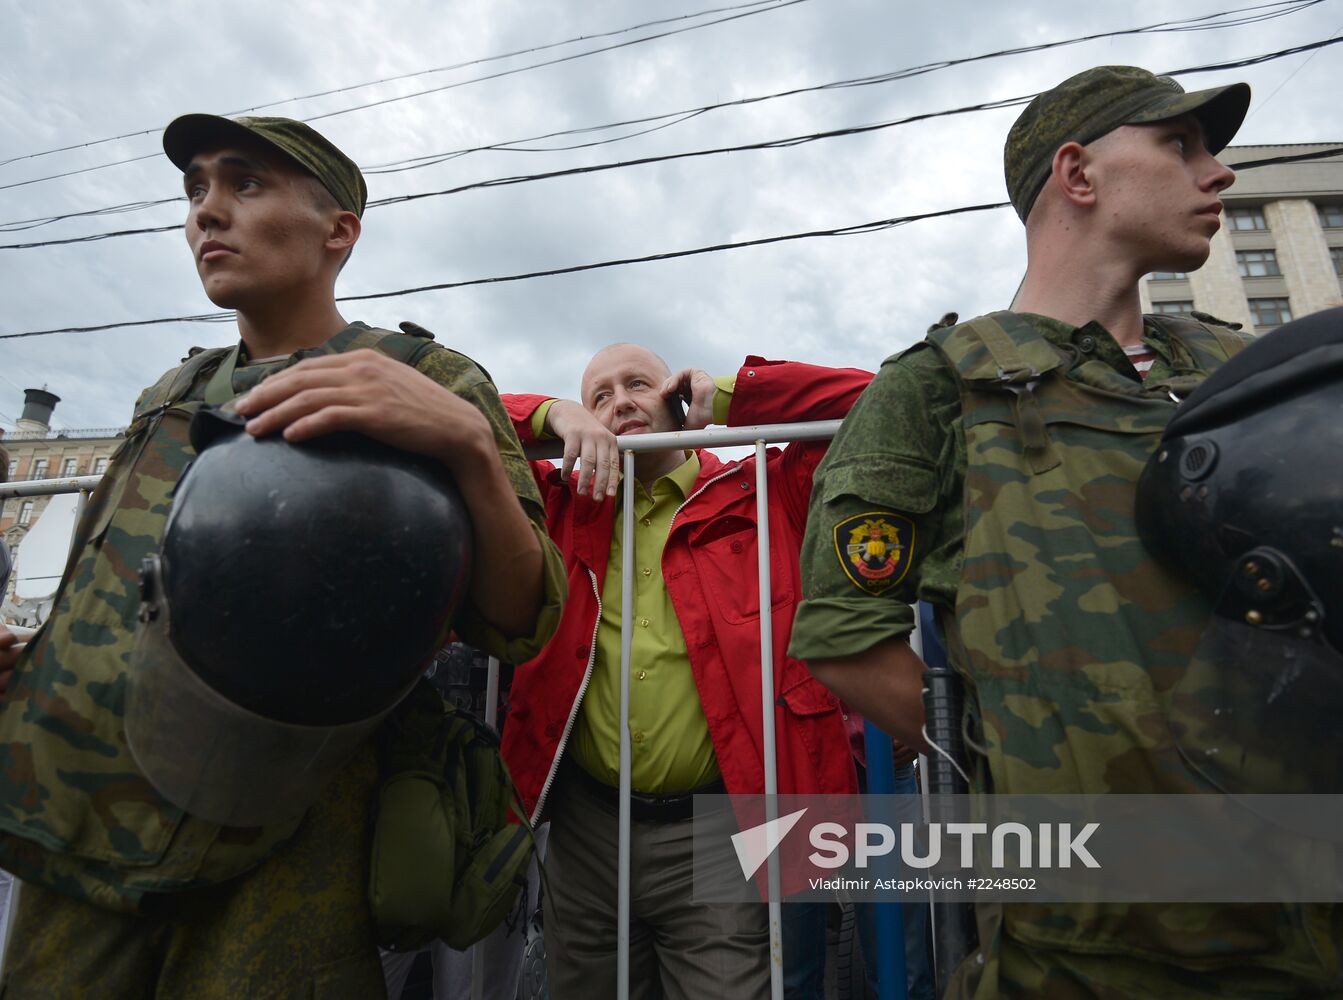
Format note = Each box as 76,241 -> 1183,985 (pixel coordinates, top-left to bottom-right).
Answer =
0,746 -> 386,1000
948,904 -> 1343,1000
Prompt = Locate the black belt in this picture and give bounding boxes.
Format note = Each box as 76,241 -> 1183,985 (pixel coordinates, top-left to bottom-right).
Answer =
566,759 -> 725,823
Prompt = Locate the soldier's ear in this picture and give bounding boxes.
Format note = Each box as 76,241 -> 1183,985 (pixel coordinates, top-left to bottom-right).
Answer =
325,211 -> 360,257
1051,142 -> 1097,210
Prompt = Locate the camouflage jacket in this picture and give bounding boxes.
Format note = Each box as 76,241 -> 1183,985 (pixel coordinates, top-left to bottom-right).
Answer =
0,322 -> 563,912
793,311 -> 1339,996
937,312 -> 1338,996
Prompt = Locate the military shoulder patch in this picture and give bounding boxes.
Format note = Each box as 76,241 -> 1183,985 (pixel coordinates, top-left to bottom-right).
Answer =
832,512 -> 915,595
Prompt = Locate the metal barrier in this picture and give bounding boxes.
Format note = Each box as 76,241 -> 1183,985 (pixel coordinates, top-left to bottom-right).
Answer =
5,420 -> 924,1000
529,420 -> 913,1000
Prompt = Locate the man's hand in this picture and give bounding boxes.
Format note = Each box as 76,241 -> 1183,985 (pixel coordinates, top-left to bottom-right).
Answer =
546,400 -> 620,500
660,368 -> 717,431
233,350 -> 494,476
0,626 -> 27,695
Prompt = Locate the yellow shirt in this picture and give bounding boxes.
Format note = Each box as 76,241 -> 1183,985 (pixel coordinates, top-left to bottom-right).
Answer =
569,453 -> 723,792
532,379 -> 737,793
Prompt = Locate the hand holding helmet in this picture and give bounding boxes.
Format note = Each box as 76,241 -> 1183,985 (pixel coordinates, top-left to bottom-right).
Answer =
126,404 -> 475,826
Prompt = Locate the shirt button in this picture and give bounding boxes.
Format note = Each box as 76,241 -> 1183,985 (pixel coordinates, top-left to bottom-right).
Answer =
633,731 -> 645,744
730,540 -> 743,553
1078,335 -> 1097,353
740,482 -> 749,490
642,567 -> 652,577
641,517 -> 652,526
639,617 -> 650,627
637,670 -> 647,681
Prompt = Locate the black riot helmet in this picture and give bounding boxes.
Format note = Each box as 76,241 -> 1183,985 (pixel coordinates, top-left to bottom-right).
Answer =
127,406 -> 474,826
1136,306 -> 1343,816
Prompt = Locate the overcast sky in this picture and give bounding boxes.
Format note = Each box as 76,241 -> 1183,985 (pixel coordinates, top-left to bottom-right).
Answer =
0,0 -> 1339,432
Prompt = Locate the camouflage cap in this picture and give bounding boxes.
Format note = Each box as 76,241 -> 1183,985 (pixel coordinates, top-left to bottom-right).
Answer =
1005,65 -> 1250,222
162,115 -> 367,217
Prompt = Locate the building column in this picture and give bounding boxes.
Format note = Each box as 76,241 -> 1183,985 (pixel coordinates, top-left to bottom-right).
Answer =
1265,199 -> 1342,318
1188,222 -> 1251,329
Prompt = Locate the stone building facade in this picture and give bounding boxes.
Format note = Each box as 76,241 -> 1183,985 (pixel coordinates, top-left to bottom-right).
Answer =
1,389 -> 124,615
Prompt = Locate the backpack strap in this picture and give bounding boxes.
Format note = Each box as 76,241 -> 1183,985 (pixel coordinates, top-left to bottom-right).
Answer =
1146,312 -> 1253,372
929,311 -> 1066,474
307,321 -> 441,369
132,346 -> 232,421
192,322 -> 444,408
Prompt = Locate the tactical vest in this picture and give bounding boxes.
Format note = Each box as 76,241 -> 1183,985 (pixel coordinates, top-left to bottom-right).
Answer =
928,312 -> 1336,986
0,323 -> 437,912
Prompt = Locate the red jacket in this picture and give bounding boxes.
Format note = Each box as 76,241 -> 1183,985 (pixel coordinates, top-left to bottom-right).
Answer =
501,357 -> 872,823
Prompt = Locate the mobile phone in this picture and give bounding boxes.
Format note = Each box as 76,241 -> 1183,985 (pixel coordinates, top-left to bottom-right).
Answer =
665,392 -> 687,429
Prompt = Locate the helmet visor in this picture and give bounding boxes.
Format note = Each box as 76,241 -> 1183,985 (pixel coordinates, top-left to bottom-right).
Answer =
126,556 -> 401,826
1172,613 -> 1343,839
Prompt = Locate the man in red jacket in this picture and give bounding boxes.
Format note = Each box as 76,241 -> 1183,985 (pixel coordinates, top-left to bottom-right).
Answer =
501,344 -> 870,998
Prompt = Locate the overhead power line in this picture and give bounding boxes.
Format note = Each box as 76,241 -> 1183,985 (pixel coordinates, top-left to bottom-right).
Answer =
3,34 -> 1341,253
2,142 -> 1338,343
0,0 -> 1320,202
363,0 -> 1323,173
0,96 -> 1029,251
0,0 -> 794,170
0,0 -> 810,195
0,203 -> 1006,340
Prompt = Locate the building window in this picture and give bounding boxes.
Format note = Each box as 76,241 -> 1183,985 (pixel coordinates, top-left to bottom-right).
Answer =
17,501 -> 33,526
29,458 -> 47,481
93,457 -> 109,475
1318,204 -> 1343,229
1151,300 -> 1196,316
1150,271 -> 1187,281
1331,247 -> 1343,275
61,458 -> 79,477
5,460 -> 14,480
1249,297 -> 1292,328
1236,249 -> 1281,278
1228,207 -> 1268,231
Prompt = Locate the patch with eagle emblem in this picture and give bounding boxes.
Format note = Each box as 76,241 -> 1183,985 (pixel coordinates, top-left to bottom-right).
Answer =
832,512 -> 915,595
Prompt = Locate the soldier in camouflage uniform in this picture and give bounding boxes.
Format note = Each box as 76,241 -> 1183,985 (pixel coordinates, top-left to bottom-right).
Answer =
791,66 -> 1342,997
0,115 -> 565,998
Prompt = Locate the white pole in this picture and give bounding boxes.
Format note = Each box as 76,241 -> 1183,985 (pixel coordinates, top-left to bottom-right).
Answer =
617,448 -> 636,1000
754,441 -> 784,1000
71,489 -> 89,553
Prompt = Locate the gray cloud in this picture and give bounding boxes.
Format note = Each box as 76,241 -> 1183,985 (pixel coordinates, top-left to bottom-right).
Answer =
1,0 -> 1338,427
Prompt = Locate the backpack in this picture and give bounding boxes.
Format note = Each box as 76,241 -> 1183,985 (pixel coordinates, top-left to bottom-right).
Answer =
369,677 -> 540,952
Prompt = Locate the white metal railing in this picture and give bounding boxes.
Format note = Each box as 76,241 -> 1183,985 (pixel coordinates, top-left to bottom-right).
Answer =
2,478 -> 98,608
530,420 -> 845,1000
0,475 -> 102,500
5,418 -> 918,1000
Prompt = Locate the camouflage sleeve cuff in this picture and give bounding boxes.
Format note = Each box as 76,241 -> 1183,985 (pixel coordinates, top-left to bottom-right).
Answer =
453,519 -> 567,664
787,595 -> 916,661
